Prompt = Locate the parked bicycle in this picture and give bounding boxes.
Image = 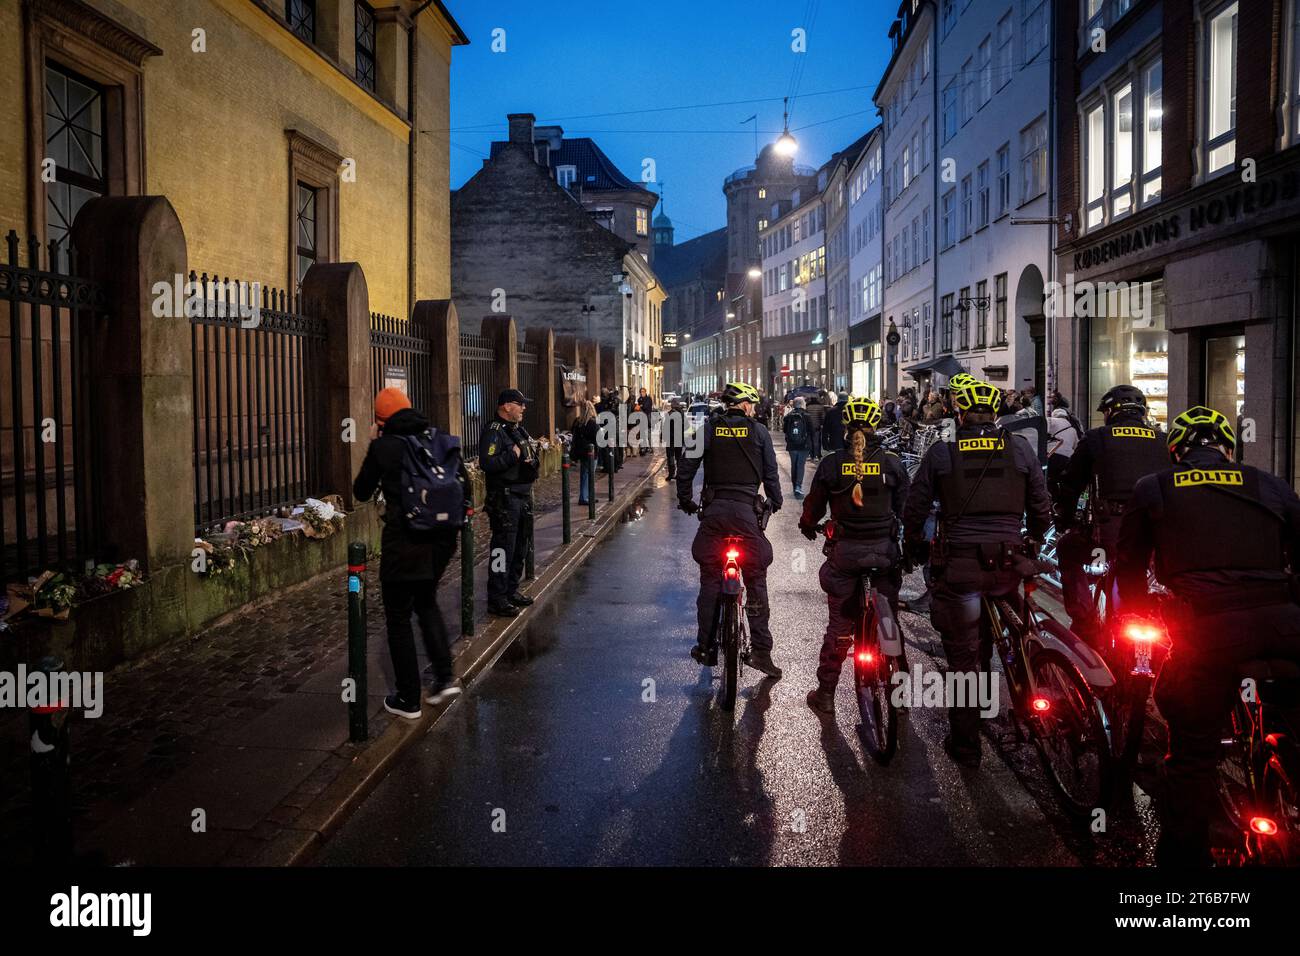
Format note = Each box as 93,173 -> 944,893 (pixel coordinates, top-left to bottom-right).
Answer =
981,546 -> 1115,817
818,522 -> 907,764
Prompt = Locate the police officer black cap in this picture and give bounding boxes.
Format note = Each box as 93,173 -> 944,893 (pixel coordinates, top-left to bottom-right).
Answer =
498,388 -> 531,406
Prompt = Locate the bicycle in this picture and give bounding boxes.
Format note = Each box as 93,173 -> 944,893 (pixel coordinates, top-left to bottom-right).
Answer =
703,535 -> 751,711
1216,653 -> 1300,865
978,544 -> 1115,817
818,522 -> 906,764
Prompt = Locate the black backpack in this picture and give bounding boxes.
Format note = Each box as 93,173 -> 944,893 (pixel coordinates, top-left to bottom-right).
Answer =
786,412 -> 809,450
398,428 -> 465,530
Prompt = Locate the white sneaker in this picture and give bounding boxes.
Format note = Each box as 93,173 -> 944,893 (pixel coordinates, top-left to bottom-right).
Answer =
426,679 -> 464,706
383,694 -> 421,719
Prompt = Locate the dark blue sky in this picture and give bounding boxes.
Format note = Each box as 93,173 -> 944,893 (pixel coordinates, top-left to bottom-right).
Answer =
446,1 -> 897,243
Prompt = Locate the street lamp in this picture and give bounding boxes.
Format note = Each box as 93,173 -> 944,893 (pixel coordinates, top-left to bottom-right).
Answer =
747,266 -> 762,280
774,96 -> 798,157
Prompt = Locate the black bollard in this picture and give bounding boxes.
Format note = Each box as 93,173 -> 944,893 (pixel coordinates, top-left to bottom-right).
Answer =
607,452 -> 615,502
30,654 -> 72,866
587,449 -> 597,520
560,449 -> 572,545
347,543 -> 368,742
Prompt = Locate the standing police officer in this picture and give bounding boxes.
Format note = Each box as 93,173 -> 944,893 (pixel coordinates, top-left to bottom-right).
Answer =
677,381 -> 784,678
799,397 -> 910,714
1054,384 -> 1167,641
480,388 -> 540,618
1117,406 -> 1300,866
904,379 -> 1053,767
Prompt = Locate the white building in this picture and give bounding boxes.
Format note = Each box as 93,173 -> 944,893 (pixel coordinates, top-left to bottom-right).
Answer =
876,0 -> 937,396
935,0 -> 1053,396
760,187 -> 829,394
847,128 -> 884,397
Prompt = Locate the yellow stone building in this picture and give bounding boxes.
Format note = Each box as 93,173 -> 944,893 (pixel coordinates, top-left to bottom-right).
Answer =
0,0 -> 466,316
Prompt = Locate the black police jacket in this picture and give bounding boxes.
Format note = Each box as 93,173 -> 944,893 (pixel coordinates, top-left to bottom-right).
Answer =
903,422 -> 1052,546
480,417 -> 538,494
676,409 -> 782,509
1117,446 -> 1300,611
800,435 -> 909,540
1056,411 -> 1167,518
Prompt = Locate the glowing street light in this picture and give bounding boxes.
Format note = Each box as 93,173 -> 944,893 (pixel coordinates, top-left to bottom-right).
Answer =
774,96 -> 798,157
747,266 -> 762,279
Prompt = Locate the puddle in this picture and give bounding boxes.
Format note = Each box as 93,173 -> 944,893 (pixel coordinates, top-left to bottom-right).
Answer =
619,490 -> 653,523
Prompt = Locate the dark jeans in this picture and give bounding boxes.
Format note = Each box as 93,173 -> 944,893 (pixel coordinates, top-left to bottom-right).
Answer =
578,456 -> 594,503
816,538 -> 902,688
1059,516 -> 1120,637
930,553 -> 1022,758
666,447 -> 681,479
382,566 -> 456,705
1154,602 -> 1300,866
810,427 -> 823,458
788,450 -> 808,492
487,489 -> 533,605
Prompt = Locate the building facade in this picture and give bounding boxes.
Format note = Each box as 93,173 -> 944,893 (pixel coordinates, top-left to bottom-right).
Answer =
0,0 -> 467,316
452,113 -> 664,396
1054,0 -> 1300,486
847,128 -> 885,397
936,0 -> 1054,396
760,188 -> 829,395
877,0 -> 938,395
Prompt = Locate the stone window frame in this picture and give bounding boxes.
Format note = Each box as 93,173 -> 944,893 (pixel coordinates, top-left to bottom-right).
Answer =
286,129 -> 343,298
22,0 -> 161,246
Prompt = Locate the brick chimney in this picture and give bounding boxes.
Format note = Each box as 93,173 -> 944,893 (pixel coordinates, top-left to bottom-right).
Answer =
507,113 -> 535,146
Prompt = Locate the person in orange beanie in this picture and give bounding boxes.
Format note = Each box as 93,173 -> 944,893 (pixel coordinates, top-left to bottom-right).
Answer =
354,387 -> 466,718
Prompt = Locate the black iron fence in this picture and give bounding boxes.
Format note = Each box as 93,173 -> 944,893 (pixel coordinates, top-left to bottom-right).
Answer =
189,273 -> 327,533
369,310 -> 431,413
459,332 -> 492,458
1,232 -> 107,583
517,344 -> 543,438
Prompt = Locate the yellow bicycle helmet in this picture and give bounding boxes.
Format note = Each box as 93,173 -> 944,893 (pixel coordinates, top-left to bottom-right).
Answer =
721,381 -> 761,406
952,379 -> 1001,412
948,371 -> 977,390
843,396 -> 883,428
1167,405 -> 1236,458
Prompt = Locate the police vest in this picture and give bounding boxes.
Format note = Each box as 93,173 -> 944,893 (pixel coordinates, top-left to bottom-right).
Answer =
1095,421 -> 1168,501
1152,463 -> 1285,577
937,431 -> 1026,521
825,445 -> 893,526
703,415 -> 762,490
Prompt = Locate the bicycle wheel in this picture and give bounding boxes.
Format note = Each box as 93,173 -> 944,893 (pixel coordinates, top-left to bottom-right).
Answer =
719,597 -> 741,711
1028,647 -> 1113,817
1216,699 -> 1254,830
1258,747 -> 1300,865
854,605 -> 899,764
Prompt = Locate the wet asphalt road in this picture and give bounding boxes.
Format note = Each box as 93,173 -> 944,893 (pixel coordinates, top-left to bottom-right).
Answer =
317,447 -> 1163,867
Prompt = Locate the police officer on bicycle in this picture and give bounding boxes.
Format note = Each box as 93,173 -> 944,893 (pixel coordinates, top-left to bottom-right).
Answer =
677,381 -> 784,678
480,388 -> 540,617
903,378 -> 1053,767
1054,384 -> 1167,642
1117,406 -> 1300,866
799,397 -> 910,714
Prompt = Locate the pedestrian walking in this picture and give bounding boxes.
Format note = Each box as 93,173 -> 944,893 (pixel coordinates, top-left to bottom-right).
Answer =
352,388 -> 466,719
783,397 -> 813,498
662,397 -> 688,480
570,399 -> 600,505
480,388 -> 541,618
805,392 -> 827,460
637,387 -> 654,454
823,391 -> 848,453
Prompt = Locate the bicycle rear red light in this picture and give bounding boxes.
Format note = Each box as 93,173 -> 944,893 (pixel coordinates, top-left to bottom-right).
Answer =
1250,816 -> 1279,836
1031,696 -> 1051,713
725,548 -> 740,561
1124,621 -> 1163,643
858,651 -> 872,663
